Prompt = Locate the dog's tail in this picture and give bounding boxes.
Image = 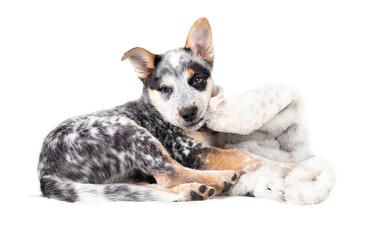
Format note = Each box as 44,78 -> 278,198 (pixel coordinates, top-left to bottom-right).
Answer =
284,157 -> 336,205
40,175 -> 182,202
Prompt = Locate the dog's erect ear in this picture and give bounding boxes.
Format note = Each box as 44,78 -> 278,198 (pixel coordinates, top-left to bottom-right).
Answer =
185,17 -> 214,63
122,47 -> 156,81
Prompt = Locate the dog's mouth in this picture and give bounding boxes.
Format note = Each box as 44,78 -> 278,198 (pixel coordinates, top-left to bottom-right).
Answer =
185,117 -> 204,128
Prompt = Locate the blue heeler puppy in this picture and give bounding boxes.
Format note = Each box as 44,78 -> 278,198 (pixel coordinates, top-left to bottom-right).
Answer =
38,18 -> 293,202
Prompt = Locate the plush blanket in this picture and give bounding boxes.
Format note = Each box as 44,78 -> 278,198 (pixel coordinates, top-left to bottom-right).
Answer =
206,84 -> 336,205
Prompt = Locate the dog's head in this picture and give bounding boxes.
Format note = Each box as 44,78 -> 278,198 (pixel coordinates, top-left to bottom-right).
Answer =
122,18 -> 215,131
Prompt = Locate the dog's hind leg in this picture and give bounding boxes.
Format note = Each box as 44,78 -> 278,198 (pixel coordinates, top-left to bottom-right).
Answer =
137,182 -> 216,201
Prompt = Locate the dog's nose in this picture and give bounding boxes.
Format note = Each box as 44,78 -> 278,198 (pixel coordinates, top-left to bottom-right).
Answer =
179,106 -> 198,122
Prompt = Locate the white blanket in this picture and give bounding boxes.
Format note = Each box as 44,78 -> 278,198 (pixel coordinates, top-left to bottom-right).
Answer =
206,84 -> 336,205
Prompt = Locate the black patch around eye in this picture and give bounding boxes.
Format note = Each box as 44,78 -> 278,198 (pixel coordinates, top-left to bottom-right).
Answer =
144,73 -> 173,100
187,62 -> 211,92
189,75 -> 207,92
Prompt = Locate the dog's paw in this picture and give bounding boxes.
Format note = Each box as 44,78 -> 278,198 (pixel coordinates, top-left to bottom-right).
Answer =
173,183 -> 216,201
221,171 -> 240,194
207,170 -> 239,194
188,184 -> 216,201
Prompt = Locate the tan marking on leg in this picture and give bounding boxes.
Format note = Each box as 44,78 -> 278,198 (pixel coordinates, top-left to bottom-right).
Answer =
152,135 -> 239,194
202,148 -> 295,172
154,166 -> 238,194
182,130 -> 214,147
130,121 -> 238,194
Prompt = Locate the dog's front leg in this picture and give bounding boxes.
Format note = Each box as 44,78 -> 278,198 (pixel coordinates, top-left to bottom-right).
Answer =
154,162 -> 239,195
127,123 -> 239,195
199,147 -> 295,173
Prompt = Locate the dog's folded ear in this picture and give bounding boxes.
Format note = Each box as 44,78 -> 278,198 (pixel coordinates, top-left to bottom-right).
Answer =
185,17 -> 214,63
122,47 -> 156,81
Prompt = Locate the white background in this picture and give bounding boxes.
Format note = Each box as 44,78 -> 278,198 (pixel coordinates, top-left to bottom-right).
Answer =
1,0 -> 364,239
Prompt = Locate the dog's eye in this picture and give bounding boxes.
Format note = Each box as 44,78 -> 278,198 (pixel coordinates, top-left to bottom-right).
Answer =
194,77 -> 203,84
189,75 -> 207,92
159,86 -> 171,93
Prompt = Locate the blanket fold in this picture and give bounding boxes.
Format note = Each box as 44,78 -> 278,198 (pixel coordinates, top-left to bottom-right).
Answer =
206,84 -> 336,205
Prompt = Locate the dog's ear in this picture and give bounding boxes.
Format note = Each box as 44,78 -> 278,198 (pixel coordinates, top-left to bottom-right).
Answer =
185,17 -> 214,63
122,47 -> 156,81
